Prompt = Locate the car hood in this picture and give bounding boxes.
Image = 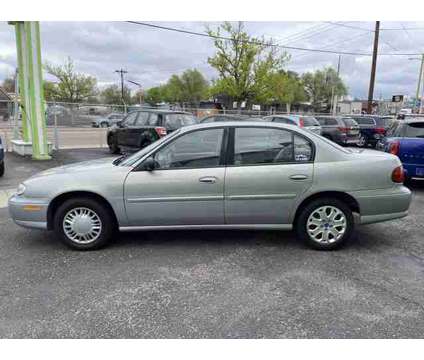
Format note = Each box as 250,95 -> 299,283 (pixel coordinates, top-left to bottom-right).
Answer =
29,157 -> 118,179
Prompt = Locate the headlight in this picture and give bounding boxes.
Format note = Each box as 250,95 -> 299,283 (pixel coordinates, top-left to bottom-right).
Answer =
16,183 -> 26,196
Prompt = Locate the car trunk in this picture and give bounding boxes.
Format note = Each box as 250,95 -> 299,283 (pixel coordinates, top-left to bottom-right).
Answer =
399,138 -> 424,166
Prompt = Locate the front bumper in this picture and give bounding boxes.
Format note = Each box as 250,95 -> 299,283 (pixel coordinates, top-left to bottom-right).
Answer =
8,194 -> 49,230
349,185 -> 412,225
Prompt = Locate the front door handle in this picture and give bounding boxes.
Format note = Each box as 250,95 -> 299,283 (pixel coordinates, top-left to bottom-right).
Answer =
290,174 -> 308,181
199,176 -> 217,184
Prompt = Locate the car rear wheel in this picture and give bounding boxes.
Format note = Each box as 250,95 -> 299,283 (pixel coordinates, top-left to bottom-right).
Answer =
296,198 -> 354,250
53,197 -> 115,250
357,134 -> 367,147
0,161 -> 4,177
108,136 -> 120,154
100,122 -> 108,128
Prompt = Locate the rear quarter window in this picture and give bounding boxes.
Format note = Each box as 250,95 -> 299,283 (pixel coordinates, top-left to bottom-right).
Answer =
405,122 -> 424,138
341,118 -> 358,127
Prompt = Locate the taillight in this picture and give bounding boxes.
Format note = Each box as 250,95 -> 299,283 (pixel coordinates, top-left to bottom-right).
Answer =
155,127 -> 167,137
392,165 -> 405,183
338,127 -> 348,133
389,141 -> 400,155
299,118 -> 304,127
375,127 -> 386,134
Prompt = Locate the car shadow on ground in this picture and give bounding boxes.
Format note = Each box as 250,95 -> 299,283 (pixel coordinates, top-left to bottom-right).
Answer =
26,226 -> 388,254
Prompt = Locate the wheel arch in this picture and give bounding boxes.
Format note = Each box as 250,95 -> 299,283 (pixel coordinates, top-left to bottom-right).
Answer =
293,191 -> 360,226
47,191 -> 118,230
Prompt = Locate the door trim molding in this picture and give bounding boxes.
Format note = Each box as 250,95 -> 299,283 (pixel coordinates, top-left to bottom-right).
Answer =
126,195 -> 224,203
226,194 -> 297,201
119,224 -> 293,231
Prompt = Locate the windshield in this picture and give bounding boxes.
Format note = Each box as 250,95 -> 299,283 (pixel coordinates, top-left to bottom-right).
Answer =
165,114 -> 197,130
116,129 -> 182,166
405,122 -> 424,138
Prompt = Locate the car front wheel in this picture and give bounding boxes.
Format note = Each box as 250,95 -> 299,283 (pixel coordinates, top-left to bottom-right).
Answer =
53,197 -> 115,250
296,198 -> 354,250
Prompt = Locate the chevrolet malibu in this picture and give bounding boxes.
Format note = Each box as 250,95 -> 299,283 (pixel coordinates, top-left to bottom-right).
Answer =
9,122 -> 411,251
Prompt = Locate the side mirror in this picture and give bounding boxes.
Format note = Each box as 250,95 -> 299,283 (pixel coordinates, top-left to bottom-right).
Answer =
141,157 -> 158,171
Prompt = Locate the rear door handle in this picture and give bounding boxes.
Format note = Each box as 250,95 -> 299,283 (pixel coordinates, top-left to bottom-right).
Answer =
199,176 -> 217,184
290,174 -> 308,181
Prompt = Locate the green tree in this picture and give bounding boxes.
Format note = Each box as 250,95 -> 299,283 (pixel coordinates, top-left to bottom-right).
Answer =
265,71 -> 306,113
44,57 -> 98,103
1,77 -> 15,93
206,22 -> 288,109
145,86 -> 167,105
100,84 -> 132,105
179,69 -> 209,106
302,67 -> 347,112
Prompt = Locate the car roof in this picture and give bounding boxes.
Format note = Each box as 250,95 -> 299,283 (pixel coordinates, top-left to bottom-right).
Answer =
401,118 -> 424,124
179,120 -> 308,134
131,109 -> 193,115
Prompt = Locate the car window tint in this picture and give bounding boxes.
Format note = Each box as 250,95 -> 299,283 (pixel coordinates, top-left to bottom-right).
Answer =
122,112 -> 138,126
341,118 -> 358,127
135,112 -> 150,126
147,113 -> 159,126
153,128 -> 224,169
302,117 -> 319,126
165,114 -> 197,129
234,127 -> 298,165
316,118 -> 326,125
353,117 -> 375,125
405,122 -> 424,138
326,118 -> 338,126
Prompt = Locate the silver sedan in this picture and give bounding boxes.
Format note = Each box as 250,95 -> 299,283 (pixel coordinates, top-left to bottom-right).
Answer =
9,121 -> 411,250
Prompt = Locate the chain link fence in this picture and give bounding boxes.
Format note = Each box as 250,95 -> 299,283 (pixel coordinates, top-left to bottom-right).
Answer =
0,99 -> 396,152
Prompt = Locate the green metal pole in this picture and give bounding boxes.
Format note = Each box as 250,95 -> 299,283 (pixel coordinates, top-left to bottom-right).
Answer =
24,21 -> 50,160
11,22 -> 31,142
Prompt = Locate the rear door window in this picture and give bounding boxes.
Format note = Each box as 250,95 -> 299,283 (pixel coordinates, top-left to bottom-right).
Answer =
233,127 -> 313,165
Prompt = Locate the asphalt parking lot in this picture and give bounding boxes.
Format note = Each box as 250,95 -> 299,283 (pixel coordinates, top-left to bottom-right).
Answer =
1,149 -> 424,338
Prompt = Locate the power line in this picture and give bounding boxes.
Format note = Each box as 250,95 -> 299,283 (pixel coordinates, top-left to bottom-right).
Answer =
325,21 -> 374,32
125,21 -> 423,57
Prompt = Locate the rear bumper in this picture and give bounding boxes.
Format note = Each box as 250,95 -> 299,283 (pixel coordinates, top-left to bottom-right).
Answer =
349,186 -> 412,225
403,163 -> 424,179
8,194 -> 49,230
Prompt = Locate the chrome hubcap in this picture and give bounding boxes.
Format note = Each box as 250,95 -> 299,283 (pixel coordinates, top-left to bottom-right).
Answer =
306,206 -> 346,244
63,207 -> 102,244
357,135 -> 366,147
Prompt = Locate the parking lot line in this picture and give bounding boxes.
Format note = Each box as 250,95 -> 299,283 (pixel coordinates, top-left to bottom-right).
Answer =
0,189 -> 16,209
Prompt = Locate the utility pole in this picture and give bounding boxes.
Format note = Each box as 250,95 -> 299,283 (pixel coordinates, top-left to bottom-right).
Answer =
331,55 -> 341,116
367,21 -> 380,114
415,54 -> 424,113
115,68 -> 128,111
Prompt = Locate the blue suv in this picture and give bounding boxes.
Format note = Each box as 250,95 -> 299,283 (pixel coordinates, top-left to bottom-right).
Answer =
0,135 -> 4,177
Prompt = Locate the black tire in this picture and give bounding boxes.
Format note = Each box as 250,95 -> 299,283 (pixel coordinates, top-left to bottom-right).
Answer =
108,135 -> 120,154
0,161 -> 4,177
53,197 -> 116,250
296,197 -> 354,250
100,122 -> 108,128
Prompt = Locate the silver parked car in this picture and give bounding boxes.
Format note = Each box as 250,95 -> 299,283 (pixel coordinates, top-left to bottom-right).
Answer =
263,114 -> 322,135
9,121 -> 411,250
